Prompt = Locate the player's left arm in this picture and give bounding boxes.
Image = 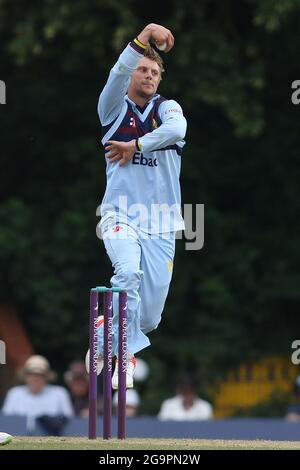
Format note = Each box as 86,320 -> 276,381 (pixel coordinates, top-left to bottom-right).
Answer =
104,100 -> 187,166
138,100 -> 187,152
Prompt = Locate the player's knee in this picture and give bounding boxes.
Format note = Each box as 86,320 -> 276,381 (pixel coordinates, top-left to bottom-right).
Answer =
141,316 -> 161,334
119,265 -> 141,290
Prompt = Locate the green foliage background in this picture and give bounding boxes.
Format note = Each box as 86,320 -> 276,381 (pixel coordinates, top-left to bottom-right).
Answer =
1,0 -> 300,413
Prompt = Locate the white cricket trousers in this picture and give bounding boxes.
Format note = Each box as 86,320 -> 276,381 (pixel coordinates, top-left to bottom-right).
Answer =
98,221 -> 176,356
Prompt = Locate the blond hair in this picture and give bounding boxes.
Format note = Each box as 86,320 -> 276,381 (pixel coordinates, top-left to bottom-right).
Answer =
144,46 -> 165,74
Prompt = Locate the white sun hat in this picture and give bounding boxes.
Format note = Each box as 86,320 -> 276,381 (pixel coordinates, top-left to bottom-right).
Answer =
18,355 -> 56,381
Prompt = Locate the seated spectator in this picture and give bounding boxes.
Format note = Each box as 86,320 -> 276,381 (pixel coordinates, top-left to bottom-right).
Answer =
113,389 -> 140,417
158,374 -> 213,421
64,361 -> 89,417
286,375 -> 300,422
2,355 -> 74,435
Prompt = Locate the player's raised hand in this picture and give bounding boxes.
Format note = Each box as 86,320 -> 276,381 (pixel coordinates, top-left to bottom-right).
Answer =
137,23 -> 174,53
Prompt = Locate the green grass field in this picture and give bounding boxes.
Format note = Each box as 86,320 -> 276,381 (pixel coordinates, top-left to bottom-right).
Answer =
1,437 -> 300,450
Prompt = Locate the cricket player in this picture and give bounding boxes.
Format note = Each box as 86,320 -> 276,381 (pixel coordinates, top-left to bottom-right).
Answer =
87,23 -> 187,389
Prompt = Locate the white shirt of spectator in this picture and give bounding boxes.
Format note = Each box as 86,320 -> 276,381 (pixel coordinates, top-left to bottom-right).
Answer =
158,395 -> 213,421
2,385 -> 74,418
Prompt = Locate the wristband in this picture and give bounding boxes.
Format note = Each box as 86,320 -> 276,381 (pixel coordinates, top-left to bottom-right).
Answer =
134,38 -> 147,49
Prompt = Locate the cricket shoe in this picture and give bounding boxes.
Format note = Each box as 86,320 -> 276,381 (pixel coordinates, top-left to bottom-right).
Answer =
85,316 -> 104,375
111,353 -> 136,390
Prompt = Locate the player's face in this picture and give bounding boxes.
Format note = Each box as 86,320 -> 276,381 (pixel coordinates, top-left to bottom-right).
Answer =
129,57 -> 161,99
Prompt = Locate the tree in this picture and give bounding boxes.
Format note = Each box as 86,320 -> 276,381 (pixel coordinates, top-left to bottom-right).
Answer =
1,0 -> 299,411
